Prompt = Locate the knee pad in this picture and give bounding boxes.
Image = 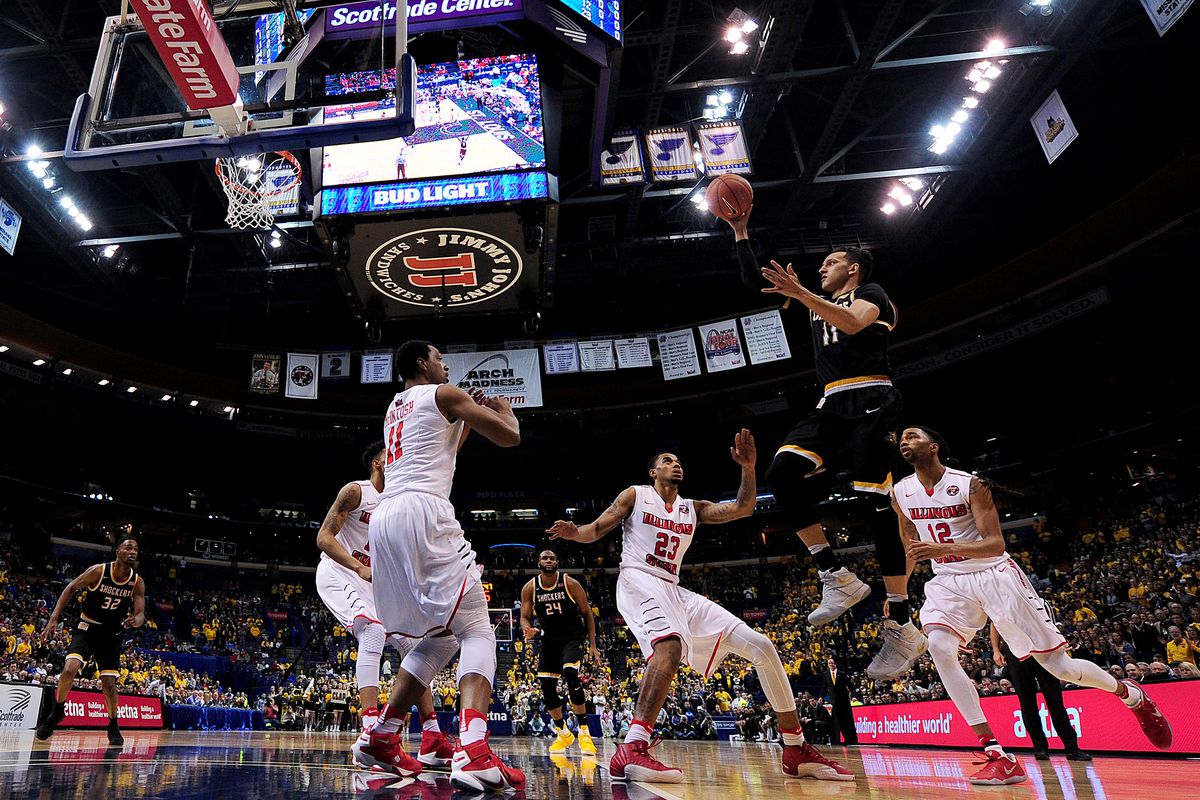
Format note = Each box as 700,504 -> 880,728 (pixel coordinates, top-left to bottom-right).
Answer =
539,676 -> 563,711
926,628 -> 960,665
354,621 -> 386,689
401,633 -> 460,687
562,666 -> 586,708
865,496 -> 907,577
457,631 -> 497,686
764,455 -> 829,530
735,628 -> 776,667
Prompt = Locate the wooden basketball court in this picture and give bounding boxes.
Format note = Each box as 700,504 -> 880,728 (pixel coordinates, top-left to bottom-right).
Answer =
2,729 -> 1195,798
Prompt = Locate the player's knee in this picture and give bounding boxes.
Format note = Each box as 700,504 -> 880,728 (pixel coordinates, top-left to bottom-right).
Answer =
539,676 -> 562,709
1031,651 -> 1081,683
651,636 -> 683,668
764,458 -> 824,526
926,628 -> 959,663
738,628 -> 777,667
457,635 -> 497,685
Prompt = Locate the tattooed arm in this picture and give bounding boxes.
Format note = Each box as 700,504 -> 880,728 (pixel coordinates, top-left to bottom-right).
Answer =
695,429 -> 758,524
315,482 -> 372,581
546,487 -> 636,544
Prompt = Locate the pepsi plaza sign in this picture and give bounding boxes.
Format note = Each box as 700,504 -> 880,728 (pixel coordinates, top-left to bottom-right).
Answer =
320,171 -> 555,216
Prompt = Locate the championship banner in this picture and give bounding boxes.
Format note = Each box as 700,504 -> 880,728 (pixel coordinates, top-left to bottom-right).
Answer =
579,340 -> 616,371
248,353 -> 281,395
615,337 -> 653,369
600,130 -> 646,186
444,349 -> 543,408
0,196 -> 22,256
656,329 -> 701,381
285,353 -> 319,399
696,121 -> 752,176
740,310 -> 791,365
1030,90 -> 1079,165
62,689 -> 163,730
543,342 -> 579,374
321,351 -> 350,379
1140,0 -> 1194,35
343,212 -> 542,319
697,319 -> 745,373
361,351 -> 394,384
0,683 -> 43,730
852,681 -> 1200,755
644,126 -> 698,182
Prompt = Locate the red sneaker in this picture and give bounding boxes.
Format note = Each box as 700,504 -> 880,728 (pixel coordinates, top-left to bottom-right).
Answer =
1123,679 -> 1173,748
609,740 -> 684,784
450,737 -> 525,794
782,742 -> 855,780
418,730 -> 456,769
351,729 -> 423,777
968,751 -> 1026,786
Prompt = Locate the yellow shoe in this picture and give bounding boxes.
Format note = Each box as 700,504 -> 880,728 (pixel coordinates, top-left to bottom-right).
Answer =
580,754 -> 598,785
577,728 -> 597,756
548,727 -> 575,754
550,753 -> 575,780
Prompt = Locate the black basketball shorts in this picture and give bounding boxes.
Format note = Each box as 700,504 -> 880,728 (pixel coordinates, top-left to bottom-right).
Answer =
537,639 -> 584,678
66,619 -> 122,676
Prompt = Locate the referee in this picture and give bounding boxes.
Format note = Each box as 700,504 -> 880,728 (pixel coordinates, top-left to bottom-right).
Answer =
991,624 -> 1091,760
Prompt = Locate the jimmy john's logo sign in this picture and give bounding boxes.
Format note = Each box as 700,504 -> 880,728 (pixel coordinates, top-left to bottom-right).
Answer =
365,228 -> 523,309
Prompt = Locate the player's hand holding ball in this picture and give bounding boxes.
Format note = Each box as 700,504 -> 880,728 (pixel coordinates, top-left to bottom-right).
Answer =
707,174 -> 753,229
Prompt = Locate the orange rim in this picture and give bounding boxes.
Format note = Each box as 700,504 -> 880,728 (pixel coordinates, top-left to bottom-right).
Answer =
215,150 -> 302,197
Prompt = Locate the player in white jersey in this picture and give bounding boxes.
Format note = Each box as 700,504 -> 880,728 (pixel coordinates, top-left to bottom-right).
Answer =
316,441 -> 455,769
352,340 -> 525,794
895,426 -> 1173,786
548,430 -> 853,784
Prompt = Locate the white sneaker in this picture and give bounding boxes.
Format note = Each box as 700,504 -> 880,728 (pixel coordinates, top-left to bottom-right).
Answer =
808,568 -> 871,626
866,620 -> 928,680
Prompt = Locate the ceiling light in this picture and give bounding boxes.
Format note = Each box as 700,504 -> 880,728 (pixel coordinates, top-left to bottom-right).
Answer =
102,245 -> 119,258
984,66 -> 1001,79
952,110 -> 969,123
706,94 -> 719,107
703,108 -> 716,120
189,399 -> 200,407
929,141 -> 949,155
224,406 -> 235,413
98,378 -> 110,386
62,368 -> 73,375
963,96 -> 979,109
690,193 -> 704,205
900,177 -> 924,190
725,26 -> 744,43
161,394 -> 172,402
713,105 -> 728,118
976,61 -> 992,70
269,238 -> 282,248
973,80 -> 992,93
32,359 -> 46,366
42,176 -> 55,189
929,125 -> 945,137
741,19 -> 758,33
731,40 -> 750,55
880,202 -> 897,215
718,90 -> 733,105
77,217 -> 93,231
967,69 -> 982,82
59,196 -> 75,209
27,144 -> 43,157
0,345 -> 8,352
126,386 -> 137,393
985,39 -> 1005,54
270,229 -> 281,239
888,187 -> 904,200
898,192 -> 913,206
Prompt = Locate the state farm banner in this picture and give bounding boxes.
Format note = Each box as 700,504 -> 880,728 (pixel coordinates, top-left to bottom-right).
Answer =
1140,0 -> 1194,35
126,0 -> 239,109
852,680 -> 1200,754
444,349 -> 543,408
644,126 -> 697,182
1030,90 -> 1079,165
601,130 -> 646,186
697,319 -> 745,373
285,353 -> 319,399
345,213 -> 540,319
62,690 -> 163,730
0,682 -> 44,730
696,121 -> 752,176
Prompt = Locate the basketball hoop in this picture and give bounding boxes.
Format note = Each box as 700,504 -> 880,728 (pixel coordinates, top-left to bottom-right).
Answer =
215,151 -> 302,230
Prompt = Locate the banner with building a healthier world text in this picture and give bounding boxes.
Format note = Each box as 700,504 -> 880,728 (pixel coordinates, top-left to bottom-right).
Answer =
851,681 -> 1200,754
443,349 -> 543,408
61,689 -> 164,730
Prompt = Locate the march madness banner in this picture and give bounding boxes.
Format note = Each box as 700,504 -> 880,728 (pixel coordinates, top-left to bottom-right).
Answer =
644,126 -> 697,182
852,680 -> 1200,754
697,121 -> 753,176
443,349 -> 543,408
601,130 -> 646,186
61,689 -> 164,730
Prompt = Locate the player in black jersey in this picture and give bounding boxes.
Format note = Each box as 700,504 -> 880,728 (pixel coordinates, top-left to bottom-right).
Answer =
36,536 -> 145,745
519,550 -> 599,756
729,210 -> 926,681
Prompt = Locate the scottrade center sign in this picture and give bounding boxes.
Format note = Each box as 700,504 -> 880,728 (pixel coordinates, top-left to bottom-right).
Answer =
319,172 -> 555,216
324,0 -> 524,39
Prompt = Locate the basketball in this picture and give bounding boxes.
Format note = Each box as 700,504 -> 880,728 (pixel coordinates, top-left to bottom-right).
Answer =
706,174 -> 754,221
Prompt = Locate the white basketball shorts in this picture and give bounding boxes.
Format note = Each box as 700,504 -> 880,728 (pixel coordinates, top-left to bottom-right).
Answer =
315,557 -> 379,630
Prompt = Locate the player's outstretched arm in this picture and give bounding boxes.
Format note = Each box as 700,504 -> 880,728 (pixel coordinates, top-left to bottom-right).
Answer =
519,580 -> 538,641
124,576 -> 146,629
566,575 -> 602,663
761,261 -> 881,334
316,482 -> 371,582
546,487 -> 636,544
40,564 -> 103,642
437,385 -> 520,447
695,429 -> 758,524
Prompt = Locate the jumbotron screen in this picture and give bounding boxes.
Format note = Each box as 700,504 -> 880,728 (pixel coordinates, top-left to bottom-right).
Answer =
555,0 -> 622,42
321,54 -> 545,187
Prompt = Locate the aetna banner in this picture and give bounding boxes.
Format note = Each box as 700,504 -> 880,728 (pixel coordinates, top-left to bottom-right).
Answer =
62,690 -> 164,730
325,0 -> 524,39
126,0 -> 239,108
345,212 -> 540,318
852,680 -> 1200,754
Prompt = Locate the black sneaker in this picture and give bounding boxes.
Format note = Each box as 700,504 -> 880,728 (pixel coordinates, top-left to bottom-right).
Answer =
35,704 -> 66,741
1033,747 -> 1050,760
1065,749 -> 1092,761
107,720 -> 124,747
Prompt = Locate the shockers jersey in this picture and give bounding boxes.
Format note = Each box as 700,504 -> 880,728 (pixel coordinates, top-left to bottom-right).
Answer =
320,479 -> 378,570
811,283 -> 896,389
620,486 -> 698,584
894,468 -> 1007,575
380,384 -> 464,502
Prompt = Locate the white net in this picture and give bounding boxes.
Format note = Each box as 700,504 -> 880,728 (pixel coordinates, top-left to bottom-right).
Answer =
215,152 -> 302,230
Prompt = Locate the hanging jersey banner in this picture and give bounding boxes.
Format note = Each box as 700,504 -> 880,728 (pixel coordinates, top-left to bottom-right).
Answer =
697,319 -> 745,372
285,353 -> 319,399
657,329 -> 701,380
696,121 -> 752,176
321,351 -> 351,379
1030,90 -> 1079,165
443,349 -> 543,408
644,126 -> 697,182
601,130 -> 646,186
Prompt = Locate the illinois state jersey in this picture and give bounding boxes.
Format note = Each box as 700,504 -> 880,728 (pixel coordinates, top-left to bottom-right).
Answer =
811,283 -> 896,389
894,468 -> 1007,575
620,486 -> 698,584
320,479 -> 378,570
380,384 -> 464,502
